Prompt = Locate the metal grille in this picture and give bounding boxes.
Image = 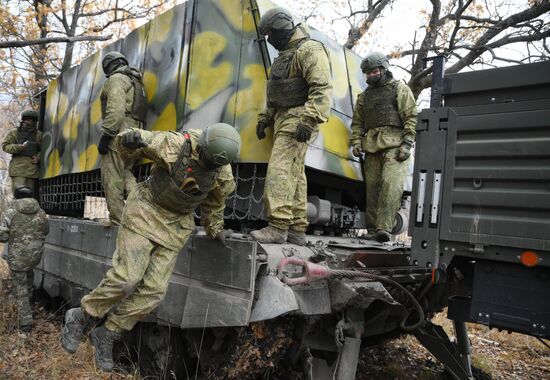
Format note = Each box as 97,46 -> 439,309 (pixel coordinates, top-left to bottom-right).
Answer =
39,170 -> 104,215
39,163 -> 267,221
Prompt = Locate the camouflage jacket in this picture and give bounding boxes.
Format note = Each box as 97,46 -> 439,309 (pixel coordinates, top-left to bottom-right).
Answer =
116,129 -> 235,251
0,198 -> 49,272
258,25 -> 332,133
350,77 -> 417,153
2,128 -> 43,178
100,66 -> 143,138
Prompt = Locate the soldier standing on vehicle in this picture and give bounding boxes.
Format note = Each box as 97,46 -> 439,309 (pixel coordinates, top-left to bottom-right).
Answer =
97,52 -> 147,226
61,123 -> 240,372
250,7 -> 332,245
2,110 -> 42,195
0,186 -> 49,331
350,52 -> 417,243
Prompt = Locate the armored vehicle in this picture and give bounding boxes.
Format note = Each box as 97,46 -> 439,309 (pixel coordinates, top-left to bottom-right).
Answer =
29,0 -> 549,378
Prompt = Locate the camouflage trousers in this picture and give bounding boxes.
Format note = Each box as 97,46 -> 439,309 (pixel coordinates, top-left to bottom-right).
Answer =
101,148 -> 137,225
364,147 -> 408,232
10,270 -> 34,328
11,176 -> 35,195
81,226 -> 189,333
264,129 -> 308,233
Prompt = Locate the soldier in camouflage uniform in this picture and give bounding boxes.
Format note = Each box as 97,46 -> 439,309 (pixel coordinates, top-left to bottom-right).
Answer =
2,110 -> 42,195
61,123 -> 240,372
0,186 -> 49,331
251,7 -> 332,245
98,52 -> 147,225
350,52 -> 417,242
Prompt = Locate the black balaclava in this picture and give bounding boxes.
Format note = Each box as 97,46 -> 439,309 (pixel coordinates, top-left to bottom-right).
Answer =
104,58 -> 127,77
366,67 -> 388,87
267,27 -> 295,51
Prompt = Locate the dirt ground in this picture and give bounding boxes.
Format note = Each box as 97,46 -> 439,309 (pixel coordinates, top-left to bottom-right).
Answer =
0,282 -> 548,379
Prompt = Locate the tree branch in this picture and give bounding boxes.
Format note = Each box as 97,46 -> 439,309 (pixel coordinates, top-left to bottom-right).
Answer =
0,34 -> 113,49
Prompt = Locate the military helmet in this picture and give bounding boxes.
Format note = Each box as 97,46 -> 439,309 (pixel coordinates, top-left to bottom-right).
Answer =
258,7 -> 294,36
14,186 -> 33,199
21,109 -> 39,121
361,52 -> 390,73
102,51 -> 128,72
199,123 -> 241,167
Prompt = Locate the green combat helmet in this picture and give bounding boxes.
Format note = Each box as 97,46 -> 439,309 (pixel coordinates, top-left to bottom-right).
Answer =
360,52 -> 390,73
199,123 -> 241,168
102,52 -> 128,75
21,109 -> 38,121
258,7 -> 294,36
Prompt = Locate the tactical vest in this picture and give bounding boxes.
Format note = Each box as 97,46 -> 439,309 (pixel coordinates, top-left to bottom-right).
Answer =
148,133 -> 219,214
362,80 -> 403,130
266,39 -> 310,109
6,204 -> 46,272
16,128 -> 39,157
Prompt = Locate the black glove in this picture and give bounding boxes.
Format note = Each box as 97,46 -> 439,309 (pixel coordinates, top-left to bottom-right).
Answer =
215,229 -> 233,247
352,144 -> 362,157
121,130 -> 147,149
256,121 -> 268,140
294,123 -> 313,143
97,134 -> 113,155
396,139 -> 413,162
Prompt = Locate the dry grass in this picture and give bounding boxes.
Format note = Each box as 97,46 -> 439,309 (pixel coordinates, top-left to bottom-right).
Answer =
0,277 -> 548,379
0,284 -> 138,380
357,312 -> 550,380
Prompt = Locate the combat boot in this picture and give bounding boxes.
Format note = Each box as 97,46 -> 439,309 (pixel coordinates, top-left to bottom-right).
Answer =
250,225 -> 287,244
90,325 -> 121,372
60,307 -> 92,354
375,230 -> 391,243
287,230 -> 306,246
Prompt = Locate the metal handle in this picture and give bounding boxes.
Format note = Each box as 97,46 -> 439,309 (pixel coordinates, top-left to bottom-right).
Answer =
416,171 -> 427,223
430,172 -> 442,225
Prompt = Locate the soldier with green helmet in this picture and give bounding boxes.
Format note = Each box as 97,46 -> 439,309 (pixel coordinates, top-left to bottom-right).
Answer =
2,110 -> 42,195
350,52 -> 417,242
251,6 -> 333,245
98,51 -> 147,226
0,186 -> 49,331
61,123 -> 240,372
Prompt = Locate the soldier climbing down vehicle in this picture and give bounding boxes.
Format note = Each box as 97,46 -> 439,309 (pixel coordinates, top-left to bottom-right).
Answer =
60,123 -> 240,372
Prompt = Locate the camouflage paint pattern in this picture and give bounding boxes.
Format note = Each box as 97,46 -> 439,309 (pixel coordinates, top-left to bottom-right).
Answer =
41,0 -> 366,181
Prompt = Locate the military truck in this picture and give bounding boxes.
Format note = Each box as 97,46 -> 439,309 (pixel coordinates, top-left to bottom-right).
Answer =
29,0 -> 549,378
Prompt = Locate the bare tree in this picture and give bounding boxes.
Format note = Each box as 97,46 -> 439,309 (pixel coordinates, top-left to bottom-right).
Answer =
399,0 -> 550,97
0,0 -> 174,107
279,0 -> 394,48
287,0 -> 549,99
